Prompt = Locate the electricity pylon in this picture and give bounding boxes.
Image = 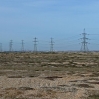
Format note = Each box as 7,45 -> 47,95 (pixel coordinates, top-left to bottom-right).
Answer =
0,43 -> 2,52
81,28 -> 89,52
9,40 -> 13,52
33,37 -> 38,52
21,40 -> 24,52
50,38 -> 54,52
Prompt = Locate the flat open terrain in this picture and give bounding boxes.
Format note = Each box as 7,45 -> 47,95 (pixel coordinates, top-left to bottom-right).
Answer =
0,52 -> 99,99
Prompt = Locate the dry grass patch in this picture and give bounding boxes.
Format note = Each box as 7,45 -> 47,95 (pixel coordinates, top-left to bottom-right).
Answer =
87,90 -> 99,99
87,94 -> 99,99
4,87 -> 23,99
89,72 -> 99,77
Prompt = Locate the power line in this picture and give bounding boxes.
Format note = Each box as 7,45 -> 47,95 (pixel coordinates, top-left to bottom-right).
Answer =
89,34 -> 99,35
55,34 -> 80,41
9,40 -> 13,52
80,28 -> 89,52
50,38 -> 54,52
33,37 -> 38,52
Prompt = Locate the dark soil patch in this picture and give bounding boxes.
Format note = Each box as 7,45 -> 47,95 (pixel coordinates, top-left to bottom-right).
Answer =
87,82 -> 99,84
44,76 -> 62,81
8,75 -> 25,78
76,84 -> 94,88
19,87 -> 34,90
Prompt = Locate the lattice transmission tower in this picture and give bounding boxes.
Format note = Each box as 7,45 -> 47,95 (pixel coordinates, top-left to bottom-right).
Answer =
81,28 -> 89,52
21,40 -> 24,52
0,43 -> 2,52
33,37 -> 38,52
50,38 -> 54,52
9,40 -> 13,52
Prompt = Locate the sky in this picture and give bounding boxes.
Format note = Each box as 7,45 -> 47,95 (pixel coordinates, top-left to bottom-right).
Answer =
0,0 -> 99,51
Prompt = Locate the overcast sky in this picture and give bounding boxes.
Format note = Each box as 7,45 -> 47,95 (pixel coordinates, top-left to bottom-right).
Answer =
0,0 -> 99,51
